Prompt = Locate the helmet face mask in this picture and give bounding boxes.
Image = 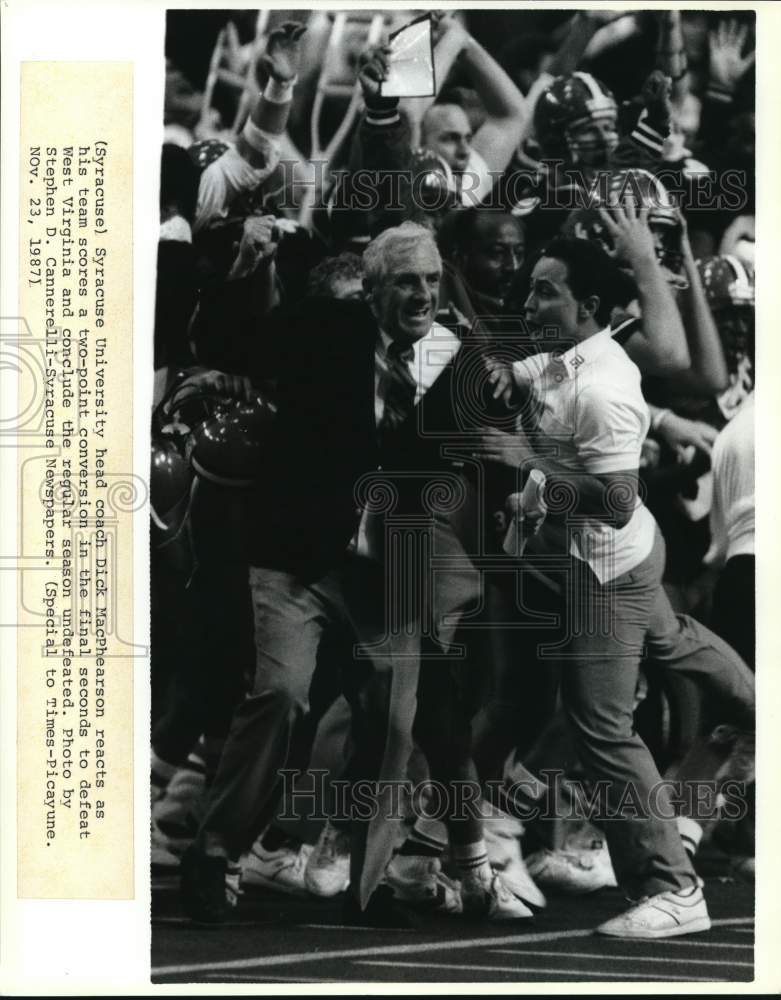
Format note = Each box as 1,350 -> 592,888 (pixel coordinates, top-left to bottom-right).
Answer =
534,72 -> 618,164
565,112 -> 619,167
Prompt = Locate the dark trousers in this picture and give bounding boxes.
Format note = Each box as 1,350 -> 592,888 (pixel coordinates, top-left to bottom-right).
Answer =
199,514 -> 481,905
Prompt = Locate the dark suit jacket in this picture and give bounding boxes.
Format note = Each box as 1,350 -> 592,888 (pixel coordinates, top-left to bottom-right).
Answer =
193,280 -> 508,578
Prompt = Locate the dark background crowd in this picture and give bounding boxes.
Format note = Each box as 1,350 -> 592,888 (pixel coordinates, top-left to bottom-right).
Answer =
150,8 -> 756,931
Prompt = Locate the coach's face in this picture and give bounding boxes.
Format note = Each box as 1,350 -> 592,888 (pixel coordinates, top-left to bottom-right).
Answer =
370,242 -> 442,344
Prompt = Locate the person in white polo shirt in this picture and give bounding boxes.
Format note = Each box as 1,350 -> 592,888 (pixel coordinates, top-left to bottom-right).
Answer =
477,215 -> 711,939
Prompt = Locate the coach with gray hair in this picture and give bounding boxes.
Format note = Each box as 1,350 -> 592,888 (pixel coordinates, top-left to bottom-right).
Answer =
183,223 -> 525,926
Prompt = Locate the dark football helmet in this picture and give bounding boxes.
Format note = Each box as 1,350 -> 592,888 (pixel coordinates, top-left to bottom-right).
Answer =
188,393 -> 278,488
697,255 -> 754,420
697,255 -> 755,311
533,72 -> 618,164
564,168 -> 686,282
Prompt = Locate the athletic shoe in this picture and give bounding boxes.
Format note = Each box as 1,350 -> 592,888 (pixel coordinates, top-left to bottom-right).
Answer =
525,845 -> 617,895
241,840 -> 313,896
180,845 -> 235,924
384,855 -> 463,914
304,821 -> 351,897
152,763 -> 206,858
485,833 -> 546,909
461,868 -> 534,921
595,884 -> 711,938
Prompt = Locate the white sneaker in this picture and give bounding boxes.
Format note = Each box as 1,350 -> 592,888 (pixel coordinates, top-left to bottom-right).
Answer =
596,884 -> 711,938
485,830 -> 546,909
385,855 -> 463,914
461,868 -> 534,921
241,840 -> 313,896
525,845 -> 617,895
304,821 -> 351,897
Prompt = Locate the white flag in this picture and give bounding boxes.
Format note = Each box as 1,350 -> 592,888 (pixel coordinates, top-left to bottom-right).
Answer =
380,14 -> 435,99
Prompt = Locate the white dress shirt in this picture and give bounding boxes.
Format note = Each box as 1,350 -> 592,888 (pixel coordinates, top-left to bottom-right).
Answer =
513,327 -> 656,583
351,322 -> 461,558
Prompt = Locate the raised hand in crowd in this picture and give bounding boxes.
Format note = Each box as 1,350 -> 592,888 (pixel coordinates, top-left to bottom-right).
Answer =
599,200 -> 657,269
599,200 -> 691,375
641,69 -> 674,132
358,45 -> 392,104
227,214 -> 280,280
708,19 -> 755,96
430,11 -> 470,49
260,20 -> 307,84
656,11 -> 688,104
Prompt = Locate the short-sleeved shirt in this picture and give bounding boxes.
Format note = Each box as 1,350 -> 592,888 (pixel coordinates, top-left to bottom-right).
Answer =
513,327 -> 656,583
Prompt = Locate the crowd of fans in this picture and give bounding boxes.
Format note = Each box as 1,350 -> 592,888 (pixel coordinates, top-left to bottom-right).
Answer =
150,9 -> 756,938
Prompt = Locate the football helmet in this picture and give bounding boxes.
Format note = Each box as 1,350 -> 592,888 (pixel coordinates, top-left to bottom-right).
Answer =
697,255 -> 755,312
696,255 -> 754,420
188,393 -> 278,488
564,168 -> 685,281
533,72 -> 618,164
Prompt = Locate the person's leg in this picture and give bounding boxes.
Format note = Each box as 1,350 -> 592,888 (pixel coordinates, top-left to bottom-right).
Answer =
644,552 -> 755,727
558,537 -> 697,901
196,567 -> 340,859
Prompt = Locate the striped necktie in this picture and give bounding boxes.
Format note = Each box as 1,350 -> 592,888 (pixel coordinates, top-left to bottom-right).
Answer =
379,340 -> 417,441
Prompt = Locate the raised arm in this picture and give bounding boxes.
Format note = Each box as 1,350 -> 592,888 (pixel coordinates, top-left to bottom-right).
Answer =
457,31 -> 528,176
599,202 -> 690,375
664,213 -> 729,395
403,15 -> 526,176
656,10 -> 689,108
235,22 -> 305,170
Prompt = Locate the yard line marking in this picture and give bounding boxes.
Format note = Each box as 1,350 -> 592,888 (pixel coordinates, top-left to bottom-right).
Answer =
489,949 -> 752,968
652,939 -> 752,949
152,916 -> 249,927
205,973 -> 338,983
300,923 -> 417,933
355,961 -> 720,982
152,916 -> 752,978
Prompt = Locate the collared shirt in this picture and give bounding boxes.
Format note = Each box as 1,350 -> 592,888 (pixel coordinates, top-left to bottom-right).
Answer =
351,322 -> 461,558
374,322 -> 461,424
513,326 -> 656,583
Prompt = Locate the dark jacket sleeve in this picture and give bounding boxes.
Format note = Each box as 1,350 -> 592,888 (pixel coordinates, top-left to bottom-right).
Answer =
329,105 -> 413,248
610,104 -> 669,172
